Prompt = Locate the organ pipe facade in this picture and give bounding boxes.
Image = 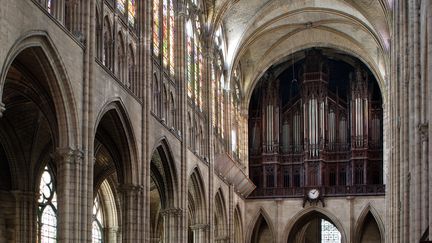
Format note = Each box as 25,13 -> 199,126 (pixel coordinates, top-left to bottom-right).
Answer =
248,50 -> 384,197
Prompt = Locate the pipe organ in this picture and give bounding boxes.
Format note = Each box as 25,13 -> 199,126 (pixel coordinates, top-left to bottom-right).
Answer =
249,50 -> 384,197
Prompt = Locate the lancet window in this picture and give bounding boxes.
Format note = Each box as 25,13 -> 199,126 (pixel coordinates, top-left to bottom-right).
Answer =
153,0 -> 175,75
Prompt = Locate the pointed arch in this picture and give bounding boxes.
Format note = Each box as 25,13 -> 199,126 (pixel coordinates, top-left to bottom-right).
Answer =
247,208 -> 275,243
283,207 -> 347,243
234,204 -> 244,243
103,16 -> 113,69
214,188 -> 228,241
0,31 -> 79,149
116,31 -> 126,81
94,99 -> 138,185
354,204 -> 385,243
150,137 -> 178,209
188,166 -> 207,225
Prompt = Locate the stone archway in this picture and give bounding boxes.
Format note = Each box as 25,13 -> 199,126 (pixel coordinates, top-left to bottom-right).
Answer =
94,100 -> 140,242
355,205 -> 385,243
0,33 -> 79,242
285,209 -> 347,243
150,138 -> 179,243
249,209 -> 275,243
187,167 -> 208,243
214,189 -> 228,242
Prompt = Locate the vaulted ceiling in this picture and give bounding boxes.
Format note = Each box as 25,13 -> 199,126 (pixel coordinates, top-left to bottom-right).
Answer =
206,0 -> 391,104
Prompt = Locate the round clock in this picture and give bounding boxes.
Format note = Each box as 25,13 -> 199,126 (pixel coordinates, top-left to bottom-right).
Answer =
308,188 -> 320,200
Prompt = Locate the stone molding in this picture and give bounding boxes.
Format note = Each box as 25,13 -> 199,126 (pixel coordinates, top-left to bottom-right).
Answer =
117,184 -> 143,194
418,123 -> 428,142
53,148 -> 84,165
190,223 -> 210,231
160,207 -> 182,216
0,102 -> 5,117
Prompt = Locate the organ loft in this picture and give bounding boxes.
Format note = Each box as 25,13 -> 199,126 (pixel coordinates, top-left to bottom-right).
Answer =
248,49 -> 384,198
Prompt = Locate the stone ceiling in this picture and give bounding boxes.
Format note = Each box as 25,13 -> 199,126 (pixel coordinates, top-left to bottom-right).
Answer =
206,0 -> 391,105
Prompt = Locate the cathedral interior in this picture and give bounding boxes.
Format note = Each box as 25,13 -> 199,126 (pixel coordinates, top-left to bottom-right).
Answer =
0,0 -> 431,242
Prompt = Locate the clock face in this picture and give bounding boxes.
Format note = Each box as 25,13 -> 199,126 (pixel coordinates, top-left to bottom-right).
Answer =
308,189 -> 319,200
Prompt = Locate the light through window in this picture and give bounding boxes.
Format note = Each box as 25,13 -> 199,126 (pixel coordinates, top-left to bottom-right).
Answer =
38,166 -> 57,243
92,195 -> 103,243
321,219 -> 341,243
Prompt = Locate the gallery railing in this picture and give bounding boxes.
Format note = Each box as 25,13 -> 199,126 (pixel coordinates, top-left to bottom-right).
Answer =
248,184 -> 385,199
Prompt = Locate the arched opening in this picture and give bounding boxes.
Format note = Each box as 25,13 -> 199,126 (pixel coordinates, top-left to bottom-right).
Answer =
214,189 -> 228,242
248,48 -> 384,198
92,179 -> 120,243
358,212 -> 382,243
0,41 -> 74,242
116,32 -> 126,82
103,16 -> 113,70
234,205 -> 244,243
250,212 -> 274,243
287,210 -> 344,243
188,167 -> 207,243
149,140 -> 178,242
94,102 -> 136,242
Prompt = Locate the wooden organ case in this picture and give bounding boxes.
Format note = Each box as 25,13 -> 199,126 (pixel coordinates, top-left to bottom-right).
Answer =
248,50 -> 384,198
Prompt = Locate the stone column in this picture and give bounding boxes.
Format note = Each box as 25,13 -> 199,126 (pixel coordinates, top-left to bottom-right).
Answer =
119,184 -> 143,242
104,226 -> 119,243
161,208 -> 182,242
177,1 -> 189,242
190,224 -> 209,243
54,0 -> 65,23
418,123 -> 428,232
202,43 -> 214,243
228,185 -> 234,243
12,191 -> 37,243
55,148 -> 85,242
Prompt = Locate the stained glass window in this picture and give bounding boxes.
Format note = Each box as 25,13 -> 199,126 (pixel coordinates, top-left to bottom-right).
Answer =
211,63 -> 216,127
169,0 -> 175,75
153,0 -> 175,75
321,219 -> 341,243
117,0 -> 126,13
128,0 -> 136,26
47,0 -> 52,14
38,166 -> 57,243
220,74 -> 225,137
194,39 -> 199,105
186,20 -> 193,98
162,0 -> 169,67
198,49 -> 203,108
92,196 -> 103,243
153,0 -> 160,56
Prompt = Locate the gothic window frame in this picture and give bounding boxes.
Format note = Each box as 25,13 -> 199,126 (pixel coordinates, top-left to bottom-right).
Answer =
37,164 -> 58,243
116,0 -> 137,28
230,65 -> 242,157
186,0 -> 205,110
153,0 -> 176,77
92,194 -> 104,243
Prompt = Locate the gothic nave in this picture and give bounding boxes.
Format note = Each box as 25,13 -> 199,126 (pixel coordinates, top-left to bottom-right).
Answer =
0,0 -> 431,242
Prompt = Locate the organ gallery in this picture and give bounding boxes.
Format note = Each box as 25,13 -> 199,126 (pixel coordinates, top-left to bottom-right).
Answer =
248,49 -> 384,197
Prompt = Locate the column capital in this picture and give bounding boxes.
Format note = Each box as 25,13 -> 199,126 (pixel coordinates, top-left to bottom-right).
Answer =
418,123 -> 428,142
177,2 -> 187,17
118,183 -> 143,194
0,102 -> 5,117
160,207 -> 182,216
190,223 -> 209,231
53,148 -> 84,165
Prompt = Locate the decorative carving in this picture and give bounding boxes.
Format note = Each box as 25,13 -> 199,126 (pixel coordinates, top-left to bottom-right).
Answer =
53,148 -> 84,165
418,123 -> 428,142
189,223 -> 210,231
160,207 -> 182,216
